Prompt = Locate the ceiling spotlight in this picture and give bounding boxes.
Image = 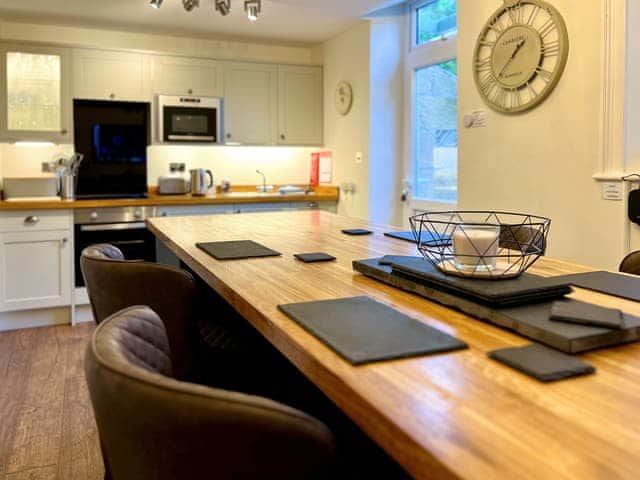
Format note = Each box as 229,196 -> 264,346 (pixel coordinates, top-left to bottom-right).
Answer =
215,0 -> 231,16
149,0 -> 163,8
182,0 -> 200,12
244,0 -> 261,21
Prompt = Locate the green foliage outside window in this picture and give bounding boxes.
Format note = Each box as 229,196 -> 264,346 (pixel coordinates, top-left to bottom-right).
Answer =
417,0 -> 457,44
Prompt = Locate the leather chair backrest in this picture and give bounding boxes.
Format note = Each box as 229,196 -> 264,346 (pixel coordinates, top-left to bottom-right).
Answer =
499,225 -> 546,254
85,306 -> 336,480
80,244 -> 198,380
620,251 -> 640,275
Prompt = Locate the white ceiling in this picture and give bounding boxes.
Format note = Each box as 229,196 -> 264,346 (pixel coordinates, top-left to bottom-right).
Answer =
0,0 -> 404,45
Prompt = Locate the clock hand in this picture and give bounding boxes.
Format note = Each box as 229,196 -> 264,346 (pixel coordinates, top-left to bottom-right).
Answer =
498,39 -> 526,78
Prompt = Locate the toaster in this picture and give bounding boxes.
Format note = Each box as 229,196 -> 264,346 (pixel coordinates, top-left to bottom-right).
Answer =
158,176 -> 189,195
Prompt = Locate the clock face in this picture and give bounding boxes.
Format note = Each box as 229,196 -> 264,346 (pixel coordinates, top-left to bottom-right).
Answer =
473,0 -> 569,113
335,81 -> 353,116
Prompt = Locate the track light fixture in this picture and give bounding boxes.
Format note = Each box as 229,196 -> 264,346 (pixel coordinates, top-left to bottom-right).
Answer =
150,0 -> 261,21
244,0 -> 261,21
182,0 -> 200,12
215,0 -> 231,16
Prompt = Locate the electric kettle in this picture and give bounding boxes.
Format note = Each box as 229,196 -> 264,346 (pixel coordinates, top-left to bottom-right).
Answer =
190,169 -> 214,196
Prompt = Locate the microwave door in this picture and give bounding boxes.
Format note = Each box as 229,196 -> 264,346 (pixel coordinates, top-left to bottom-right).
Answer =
163,106 -> 218,142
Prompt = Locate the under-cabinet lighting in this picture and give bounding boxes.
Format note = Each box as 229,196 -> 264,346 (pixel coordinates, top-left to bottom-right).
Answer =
13,141 -> 56,147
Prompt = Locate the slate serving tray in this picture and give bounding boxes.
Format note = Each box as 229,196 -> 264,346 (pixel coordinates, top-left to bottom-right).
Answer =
389,256 -> 572,308
353,258 -> 640,353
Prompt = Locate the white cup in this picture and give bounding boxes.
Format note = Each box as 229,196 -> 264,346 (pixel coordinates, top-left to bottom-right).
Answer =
453,225 -> 500,271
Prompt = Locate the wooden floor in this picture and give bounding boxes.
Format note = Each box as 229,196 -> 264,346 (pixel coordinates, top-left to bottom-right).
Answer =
0,323 -> 103,480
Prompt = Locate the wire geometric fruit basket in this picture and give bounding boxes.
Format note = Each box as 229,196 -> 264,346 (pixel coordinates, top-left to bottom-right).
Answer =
409,211 -> 551,280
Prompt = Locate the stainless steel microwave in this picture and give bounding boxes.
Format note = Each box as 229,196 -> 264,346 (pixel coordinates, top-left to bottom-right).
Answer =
158,95 -> 222,143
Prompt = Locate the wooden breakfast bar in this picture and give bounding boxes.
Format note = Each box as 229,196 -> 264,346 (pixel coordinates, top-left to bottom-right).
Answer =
147,210 -> 640,480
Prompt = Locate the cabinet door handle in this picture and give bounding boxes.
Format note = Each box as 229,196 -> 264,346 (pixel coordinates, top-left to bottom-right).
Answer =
61,128 -> 68,135
188,89 -> 193,95
109,93 -> 116,99
226,133 -> 232,139
24,216 -> 40,225
61,237 -> 68,245
280,134 -> 286,140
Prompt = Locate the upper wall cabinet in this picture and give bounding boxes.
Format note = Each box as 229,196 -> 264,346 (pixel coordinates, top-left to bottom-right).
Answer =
72,49 -> 151,102
277,65 -> 323,146
223,62 -> 277,145
151,56 -> 224,97
0,43 -> 72,142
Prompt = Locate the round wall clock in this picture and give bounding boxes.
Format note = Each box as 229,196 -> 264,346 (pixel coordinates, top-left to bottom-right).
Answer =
473,0 -> 569,114
335,81 -> 353,116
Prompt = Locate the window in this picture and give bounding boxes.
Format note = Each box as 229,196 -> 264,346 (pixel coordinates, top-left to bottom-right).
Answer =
416,0 -> 457,46
414,60 -> 458,202
408,1 -> 458,206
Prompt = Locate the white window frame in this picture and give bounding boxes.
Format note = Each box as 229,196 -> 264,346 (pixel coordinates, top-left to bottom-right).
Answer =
404,0 -> 459,216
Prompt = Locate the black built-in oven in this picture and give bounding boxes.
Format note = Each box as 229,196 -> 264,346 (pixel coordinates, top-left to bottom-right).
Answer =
74,207 -> 157,287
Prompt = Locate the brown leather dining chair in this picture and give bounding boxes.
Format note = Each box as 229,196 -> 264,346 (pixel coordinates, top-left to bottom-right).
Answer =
81,243 -> 200,381
620,251 -> 640,275
85,305 -> 337,480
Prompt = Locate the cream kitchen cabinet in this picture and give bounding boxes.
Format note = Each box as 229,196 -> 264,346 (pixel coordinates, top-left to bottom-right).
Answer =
277,65 -> 323,146
0,43 -> 72,142
152,55 -> 224,97
223,62 -> 277,145
72,49 -> 151,101
0,211 -> 72,313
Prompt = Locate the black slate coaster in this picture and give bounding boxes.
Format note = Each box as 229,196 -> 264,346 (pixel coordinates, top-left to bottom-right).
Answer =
552,271 -> 640,302
342,229 -> 373,236
278,296 -> 467,365
196,240 -> 281,260
488,344 -> 596,382
352,258 -> 640,353
294,253 -> 336,263
384,231 -> 452,246
550,300 -> 625,329
390,256 -> 572,308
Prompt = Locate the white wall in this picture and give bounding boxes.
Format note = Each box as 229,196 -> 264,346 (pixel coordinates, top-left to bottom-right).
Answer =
368,6 -> 405,227
457,0 -> 625,269
317,22 -> 371,219
0,20 -> 314,65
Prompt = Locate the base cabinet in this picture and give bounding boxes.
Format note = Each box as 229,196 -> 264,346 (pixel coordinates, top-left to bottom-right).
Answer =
0,229 -> 72,312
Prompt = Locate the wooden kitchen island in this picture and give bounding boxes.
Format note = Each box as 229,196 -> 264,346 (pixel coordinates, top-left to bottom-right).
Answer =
147,210 -> 640,480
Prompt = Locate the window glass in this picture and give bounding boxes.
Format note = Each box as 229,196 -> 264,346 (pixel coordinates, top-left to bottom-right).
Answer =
416,0 -> 457,45
7,52 -> 61,131
414,59 -> 458,202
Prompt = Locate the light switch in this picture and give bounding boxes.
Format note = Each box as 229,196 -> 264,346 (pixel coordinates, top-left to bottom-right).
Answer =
355,152 -> 363,164
602,182 -> 623,201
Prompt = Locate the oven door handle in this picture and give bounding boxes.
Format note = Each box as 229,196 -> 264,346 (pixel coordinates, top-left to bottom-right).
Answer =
80,222 -> 147,232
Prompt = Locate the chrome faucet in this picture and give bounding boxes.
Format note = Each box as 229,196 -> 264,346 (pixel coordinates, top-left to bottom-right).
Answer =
256,169 -> 272,193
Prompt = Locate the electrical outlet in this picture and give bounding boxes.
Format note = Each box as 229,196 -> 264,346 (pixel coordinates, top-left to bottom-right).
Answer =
355,152 -> 363,164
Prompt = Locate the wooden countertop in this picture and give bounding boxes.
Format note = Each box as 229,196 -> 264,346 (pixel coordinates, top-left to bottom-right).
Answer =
0,185 -> 339,211
148,210 -> 640,480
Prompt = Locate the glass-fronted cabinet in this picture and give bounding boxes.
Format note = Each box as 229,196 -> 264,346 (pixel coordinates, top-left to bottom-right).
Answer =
0,43 -> 71,142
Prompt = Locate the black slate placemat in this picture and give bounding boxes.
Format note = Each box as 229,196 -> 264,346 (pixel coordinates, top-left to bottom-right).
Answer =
278,296 -> 467,365
488,344 -> 596,382
390,256 -> 572,308
384,231 -> 452,246
550,300 -> 625,329
196,240 -> 281,260
552,271 -> 640,302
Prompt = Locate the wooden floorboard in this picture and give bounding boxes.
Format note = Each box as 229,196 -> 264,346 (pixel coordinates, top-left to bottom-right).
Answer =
0,323 -> 102,480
